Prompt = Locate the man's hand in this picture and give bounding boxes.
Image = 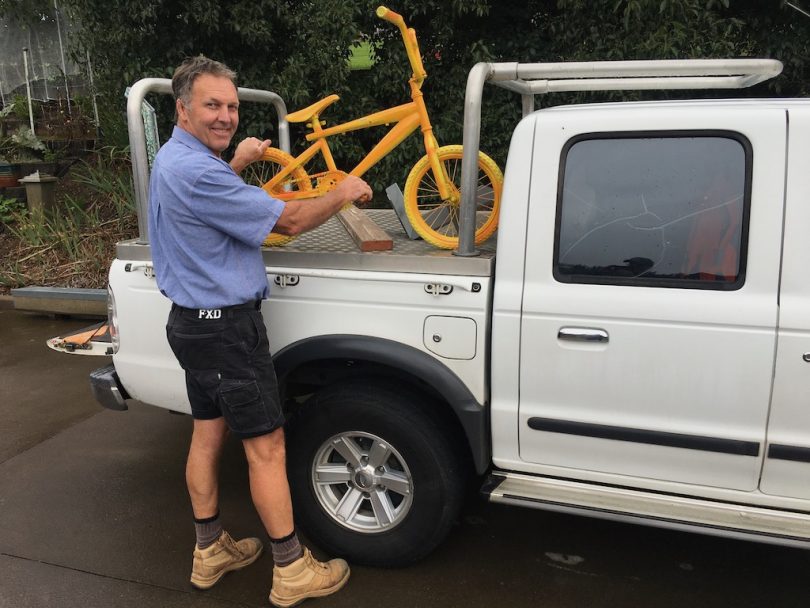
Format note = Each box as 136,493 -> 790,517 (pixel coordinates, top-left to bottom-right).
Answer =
335,175 -> 373,206
230,137 -> 271,174
272,175 -> 373,237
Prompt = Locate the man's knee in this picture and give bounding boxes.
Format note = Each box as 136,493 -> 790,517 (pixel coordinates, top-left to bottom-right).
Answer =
189,418 -> 229,456
243,427 -> 286,467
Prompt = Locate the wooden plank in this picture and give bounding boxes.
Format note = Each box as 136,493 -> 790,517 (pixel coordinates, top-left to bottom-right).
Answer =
336,204 -> 393,251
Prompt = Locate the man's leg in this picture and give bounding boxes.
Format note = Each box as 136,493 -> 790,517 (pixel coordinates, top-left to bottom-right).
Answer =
167,306 -> 264,590
186,417 -> 228,518
243,427 -> 350,607
187,416 -> 263,589
242,427 -> 294,537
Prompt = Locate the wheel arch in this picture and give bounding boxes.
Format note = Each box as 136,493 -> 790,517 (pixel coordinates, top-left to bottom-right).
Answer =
273,334 -> 490,474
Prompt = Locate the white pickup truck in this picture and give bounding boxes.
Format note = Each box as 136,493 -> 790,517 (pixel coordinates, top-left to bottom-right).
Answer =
81,58 -> 810,567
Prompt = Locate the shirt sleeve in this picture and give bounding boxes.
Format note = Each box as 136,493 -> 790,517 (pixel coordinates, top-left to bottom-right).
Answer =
189,161 -> 286,247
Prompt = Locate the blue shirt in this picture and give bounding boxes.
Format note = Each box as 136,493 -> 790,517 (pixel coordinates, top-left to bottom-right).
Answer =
148,126 -> 286,308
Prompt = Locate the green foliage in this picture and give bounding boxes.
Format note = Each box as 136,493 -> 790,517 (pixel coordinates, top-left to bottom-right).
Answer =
9,95 -> 30,120
0,147 -> 137,289
0,195 -> 25,225
0,0 -> 53,27
70,146 -> 136,218
14,0 -> 808,193
0,127 -> 48,162
11,127 -> 47,156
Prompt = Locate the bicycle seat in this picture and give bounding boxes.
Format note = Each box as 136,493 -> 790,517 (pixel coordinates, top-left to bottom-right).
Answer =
285,94 -> 340,123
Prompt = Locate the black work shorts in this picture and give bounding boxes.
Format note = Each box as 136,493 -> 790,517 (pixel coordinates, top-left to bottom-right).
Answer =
165,300 -> 284,438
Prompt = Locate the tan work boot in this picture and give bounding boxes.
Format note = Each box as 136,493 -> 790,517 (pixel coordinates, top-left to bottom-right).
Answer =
269,547 -> 350,607
190,530 -> 263,589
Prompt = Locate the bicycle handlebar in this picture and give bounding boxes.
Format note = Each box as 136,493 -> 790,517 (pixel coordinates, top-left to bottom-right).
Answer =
376,5 -> 404,27
377,5 -> 427,85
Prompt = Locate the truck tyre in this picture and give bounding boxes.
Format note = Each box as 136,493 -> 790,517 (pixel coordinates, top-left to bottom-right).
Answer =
285,381 -> 467,567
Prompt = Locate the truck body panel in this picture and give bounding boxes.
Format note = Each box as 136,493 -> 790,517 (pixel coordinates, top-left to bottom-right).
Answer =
111,211 -> 494,412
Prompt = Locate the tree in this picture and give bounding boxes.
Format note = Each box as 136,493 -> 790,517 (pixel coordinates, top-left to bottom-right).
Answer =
4,0 -> 808,191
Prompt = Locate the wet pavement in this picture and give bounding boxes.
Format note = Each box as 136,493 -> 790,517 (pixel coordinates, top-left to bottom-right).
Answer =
2,307 -> 810,608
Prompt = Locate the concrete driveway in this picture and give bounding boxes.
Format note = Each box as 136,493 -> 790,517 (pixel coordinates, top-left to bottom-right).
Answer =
2,307 -> 809,608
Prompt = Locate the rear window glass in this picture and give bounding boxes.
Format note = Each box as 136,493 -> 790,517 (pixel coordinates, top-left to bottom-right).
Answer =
554,133 -> 750,290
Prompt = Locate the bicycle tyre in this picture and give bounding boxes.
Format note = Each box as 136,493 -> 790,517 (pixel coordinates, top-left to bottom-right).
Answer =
241,147 -> 313,247
403,145 -> 503,250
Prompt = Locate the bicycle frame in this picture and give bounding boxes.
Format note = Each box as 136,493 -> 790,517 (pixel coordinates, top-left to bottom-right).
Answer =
264,6 -> 454,202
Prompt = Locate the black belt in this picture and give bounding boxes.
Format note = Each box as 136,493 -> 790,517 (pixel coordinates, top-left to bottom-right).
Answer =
172,299 -> 261,319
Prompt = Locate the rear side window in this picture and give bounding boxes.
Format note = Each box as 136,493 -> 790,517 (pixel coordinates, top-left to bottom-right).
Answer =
554,132 -> 750,290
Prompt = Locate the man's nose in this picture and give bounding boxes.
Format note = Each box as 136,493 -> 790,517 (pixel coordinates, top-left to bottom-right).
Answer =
217,106 -> 231,123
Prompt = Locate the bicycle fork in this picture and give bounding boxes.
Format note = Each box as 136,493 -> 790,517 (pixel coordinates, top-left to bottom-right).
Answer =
412,82 -> 456,203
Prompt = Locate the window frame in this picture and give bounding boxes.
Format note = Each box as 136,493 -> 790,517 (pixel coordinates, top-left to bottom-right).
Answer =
552,129 -> 753,291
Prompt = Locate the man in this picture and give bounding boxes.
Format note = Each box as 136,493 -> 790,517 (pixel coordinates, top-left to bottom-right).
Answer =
148,55 -> 372,607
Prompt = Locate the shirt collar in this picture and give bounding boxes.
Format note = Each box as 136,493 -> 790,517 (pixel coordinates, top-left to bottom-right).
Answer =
171,125 -> 219,158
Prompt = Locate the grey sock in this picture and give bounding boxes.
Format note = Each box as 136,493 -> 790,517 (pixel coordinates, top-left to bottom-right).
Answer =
270,530 -> 304,567
194,512 -> 223,550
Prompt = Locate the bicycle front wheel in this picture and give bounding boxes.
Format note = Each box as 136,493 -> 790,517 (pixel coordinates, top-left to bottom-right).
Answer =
403,145 -> 503,250
242,148 -> 313,247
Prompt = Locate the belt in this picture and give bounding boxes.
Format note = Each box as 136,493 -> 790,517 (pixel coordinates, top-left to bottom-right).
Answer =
172,299 -> 261,319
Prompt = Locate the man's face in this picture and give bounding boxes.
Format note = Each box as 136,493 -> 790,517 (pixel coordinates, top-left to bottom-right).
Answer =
176,73 -> 239,155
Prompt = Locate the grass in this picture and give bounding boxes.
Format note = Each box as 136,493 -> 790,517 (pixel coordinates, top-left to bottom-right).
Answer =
0,147 -> 138,294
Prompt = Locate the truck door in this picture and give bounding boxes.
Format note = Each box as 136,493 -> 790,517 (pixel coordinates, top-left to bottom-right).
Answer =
760,106 -> 810,500
518,106 -> 786,492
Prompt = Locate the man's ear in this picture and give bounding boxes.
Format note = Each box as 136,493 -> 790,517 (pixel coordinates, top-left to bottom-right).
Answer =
176,98 -> 187,124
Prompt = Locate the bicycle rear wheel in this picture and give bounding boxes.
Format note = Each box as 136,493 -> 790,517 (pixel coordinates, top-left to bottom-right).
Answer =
242,148 -> 313,247
403,145 -> 502,250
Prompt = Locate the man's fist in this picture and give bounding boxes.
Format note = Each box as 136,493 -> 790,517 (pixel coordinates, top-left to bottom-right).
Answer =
336,175 -> 373,206
231,137 -> 272,174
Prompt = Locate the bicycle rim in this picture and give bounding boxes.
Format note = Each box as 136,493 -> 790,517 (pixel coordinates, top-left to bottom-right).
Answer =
242,148 -> 313,247
403,145 -> 502,250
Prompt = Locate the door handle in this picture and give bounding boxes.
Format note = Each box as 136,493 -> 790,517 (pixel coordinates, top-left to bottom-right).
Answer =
558,327 -> 609,343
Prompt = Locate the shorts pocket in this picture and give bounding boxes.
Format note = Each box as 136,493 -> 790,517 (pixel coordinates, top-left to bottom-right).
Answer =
167,326 -> 222,371
232,311 -> 267,357
219,379 -> 270,433
247,312 -> 269,356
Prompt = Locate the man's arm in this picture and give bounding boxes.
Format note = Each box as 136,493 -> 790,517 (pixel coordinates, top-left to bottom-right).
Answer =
228,135 -> 372,237
271,176 -> 373,237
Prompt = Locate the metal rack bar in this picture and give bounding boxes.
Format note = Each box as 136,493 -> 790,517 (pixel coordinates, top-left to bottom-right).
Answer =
456,58 -> 783,256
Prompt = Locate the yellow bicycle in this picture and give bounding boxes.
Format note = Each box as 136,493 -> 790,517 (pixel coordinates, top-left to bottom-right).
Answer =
242,6 -> 503,249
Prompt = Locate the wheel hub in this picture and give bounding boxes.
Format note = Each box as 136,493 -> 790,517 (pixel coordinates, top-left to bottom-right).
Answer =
354,469 -> 373,489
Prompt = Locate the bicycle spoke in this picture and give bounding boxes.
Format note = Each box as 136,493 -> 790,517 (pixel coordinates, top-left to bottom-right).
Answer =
420,172 -> 440,195
449,206 -> 460,236
449,159 -> 460,184
425,207 -> 450,230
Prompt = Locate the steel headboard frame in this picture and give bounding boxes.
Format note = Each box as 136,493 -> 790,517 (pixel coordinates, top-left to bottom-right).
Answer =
457,58 -> 783,256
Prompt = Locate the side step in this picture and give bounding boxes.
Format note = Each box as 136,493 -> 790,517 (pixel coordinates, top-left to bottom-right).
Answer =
482,471 -> 810,549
